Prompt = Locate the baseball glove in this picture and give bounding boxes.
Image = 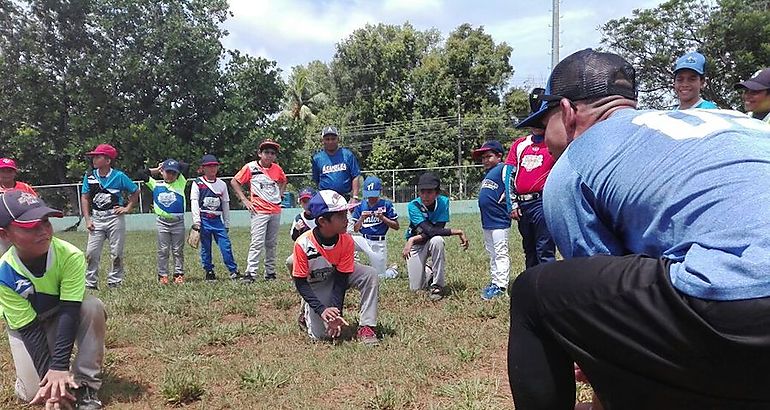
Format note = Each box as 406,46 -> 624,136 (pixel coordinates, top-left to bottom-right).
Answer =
187,227 -> 200,249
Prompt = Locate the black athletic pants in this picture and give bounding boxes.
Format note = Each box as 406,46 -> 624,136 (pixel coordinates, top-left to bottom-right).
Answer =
508,254 -> 770,410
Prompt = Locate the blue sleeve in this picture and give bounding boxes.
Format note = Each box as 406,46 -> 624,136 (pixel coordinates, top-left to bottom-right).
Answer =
385,201 -> 397,219
119,172 -> 139,194
80,173 -> 90,194
311,155 -> 320,184
408,201 -> 426,225
543,158 -> 626,258
351,203 -> 362,220
347,150 -> 361,177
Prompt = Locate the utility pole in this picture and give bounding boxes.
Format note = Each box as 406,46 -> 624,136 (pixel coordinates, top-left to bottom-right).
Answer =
551,0 -> 560,70
456,82 -> 463,197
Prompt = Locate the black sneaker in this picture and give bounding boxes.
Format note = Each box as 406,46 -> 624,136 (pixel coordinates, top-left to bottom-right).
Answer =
264,274 -> 277,281
428,284 -> 444,301
107,282 -> 120,289
241,273 -> 255,283
75,384 -> 103,410
205,270 -> 216,282
229,271 -> 241,281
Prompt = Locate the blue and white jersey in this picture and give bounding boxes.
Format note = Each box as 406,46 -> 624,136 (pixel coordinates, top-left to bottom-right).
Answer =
544,108 -> 770,301
478,163 -> 510,230
351,199 -> 398,236
311,148 -> 361,195
81,169 -> 138,211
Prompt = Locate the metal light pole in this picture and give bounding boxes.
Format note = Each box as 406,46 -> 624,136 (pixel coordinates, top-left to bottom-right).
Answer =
551,0 -> 560,70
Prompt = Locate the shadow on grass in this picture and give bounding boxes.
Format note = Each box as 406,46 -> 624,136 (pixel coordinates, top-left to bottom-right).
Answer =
444,280 -> 467,297
99,370 -> 148,405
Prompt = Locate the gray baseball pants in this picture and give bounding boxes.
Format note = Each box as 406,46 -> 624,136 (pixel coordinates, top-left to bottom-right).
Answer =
85,214 -> 126,287
304,262 -> 379,340
8,296 -> 106,402
247,213 -> 280,277
407,236 -> 446,291
156,217 -> 185,277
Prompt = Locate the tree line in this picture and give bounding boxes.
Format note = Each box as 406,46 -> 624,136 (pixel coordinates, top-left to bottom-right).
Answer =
1,0 -> 767,188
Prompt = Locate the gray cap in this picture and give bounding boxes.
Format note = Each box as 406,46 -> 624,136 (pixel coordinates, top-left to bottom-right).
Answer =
321,126 -> 339,137
735,68 -> 770,91
0,190 -> 63,228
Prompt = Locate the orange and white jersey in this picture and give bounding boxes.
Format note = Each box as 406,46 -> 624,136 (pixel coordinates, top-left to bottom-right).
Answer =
291,230 -> 355,282
233,161 -> 287,214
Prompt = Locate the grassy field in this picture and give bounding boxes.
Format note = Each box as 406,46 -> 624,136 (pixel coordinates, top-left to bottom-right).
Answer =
0,214 -> 591,409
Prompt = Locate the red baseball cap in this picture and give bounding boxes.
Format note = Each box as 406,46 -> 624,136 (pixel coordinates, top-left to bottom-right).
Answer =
86,144 -> 118,160
0,158 -> 17,171
259,140 -> 280,152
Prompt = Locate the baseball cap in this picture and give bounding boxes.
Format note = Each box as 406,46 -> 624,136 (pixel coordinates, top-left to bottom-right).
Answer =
529,88 -> 546,113
86,144 -> 118,160
259,140 -> 280,152
472,140 -> 505,160
417,172 -> 441,190
0,158 -> 17,171
321,126 -> 339,137
307,190 -> 356,219
673,51 -> 706,75
517,49 -> 637,129
734,68 -> 770,91
0,190 -> 63,228
362,176 -> 382,198
298,187 -> 316,201
161,159 -> 181,174
200,154 -> 221,166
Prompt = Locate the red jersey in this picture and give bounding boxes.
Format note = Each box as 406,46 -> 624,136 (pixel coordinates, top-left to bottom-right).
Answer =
505,135 -> 555,194
234,161 -> 287,214
0,181 -> 37,196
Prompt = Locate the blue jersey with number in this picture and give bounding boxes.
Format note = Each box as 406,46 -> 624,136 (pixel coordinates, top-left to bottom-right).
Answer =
478,163 -> 511,230
351,199 -> 398,236
544,108 -> 770,301
311,148 -> 361,195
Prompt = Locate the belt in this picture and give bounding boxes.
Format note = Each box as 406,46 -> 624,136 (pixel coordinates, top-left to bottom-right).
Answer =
91,209 -> 116,217
158,215 -> 183,222
202,212 -> 221,219
363,234 -> 386,241
517,192 -> 542,202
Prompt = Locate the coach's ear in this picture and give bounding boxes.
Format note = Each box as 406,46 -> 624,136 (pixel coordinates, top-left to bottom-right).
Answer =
560,98 -> 577,141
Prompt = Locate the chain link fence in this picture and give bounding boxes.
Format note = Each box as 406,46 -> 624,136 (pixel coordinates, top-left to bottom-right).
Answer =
31,165 -> 486,216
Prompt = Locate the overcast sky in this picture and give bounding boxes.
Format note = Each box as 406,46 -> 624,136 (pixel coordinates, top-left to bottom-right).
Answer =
221,0 -> 664,88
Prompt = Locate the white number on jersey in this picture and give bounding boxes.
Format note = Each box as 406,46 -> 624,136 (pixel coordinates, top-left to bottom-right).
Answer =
632,109 -> 770,140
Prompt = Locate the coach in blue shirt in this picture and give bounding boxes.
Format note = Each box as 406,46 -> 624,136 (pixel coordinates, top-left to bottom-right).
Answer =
507,49 -> 770,409
311,126 -> 361,201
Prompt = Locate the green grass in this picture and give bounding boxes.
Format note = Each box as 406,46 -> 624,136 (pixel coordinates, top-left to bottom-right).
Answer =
0,214 -> 586,408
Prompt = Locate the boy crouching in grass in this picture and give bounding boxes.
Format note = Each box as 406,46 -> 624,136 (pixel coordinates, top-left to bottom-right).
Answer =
291,190 -> 380,345
0,190 -> 106,410
144,159 -> 189,285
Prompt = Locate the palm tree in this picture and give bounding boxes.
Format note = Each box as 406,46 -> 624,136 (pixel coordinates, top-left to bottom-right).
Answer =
282,67 -> 327,124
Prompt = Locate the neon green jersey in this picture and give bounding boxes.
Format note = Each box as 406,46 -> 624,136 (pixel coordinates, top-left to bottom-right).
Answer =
0,237 -> 86,330
147,175 -> 187,218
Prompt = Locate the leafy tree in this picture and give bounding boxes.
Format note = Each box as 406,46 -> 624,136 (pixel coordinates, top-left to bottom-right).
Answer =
600,0 -> 770,109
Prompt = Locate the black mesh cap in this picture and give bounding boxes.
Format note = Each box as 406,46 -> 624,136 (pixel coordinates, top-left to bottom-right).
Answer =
517,49 -> 637,128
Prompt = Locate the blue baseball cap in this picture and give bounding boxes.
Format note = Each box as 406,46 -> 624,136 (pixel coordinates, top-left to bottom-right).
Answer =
674,51 -> 706,75
472,140 -> 504,160
307,190 -> 356,219
200,154 -> 220,166
298,187 -> 316,201
362,176 -> 382,198
161,159 -> 181,174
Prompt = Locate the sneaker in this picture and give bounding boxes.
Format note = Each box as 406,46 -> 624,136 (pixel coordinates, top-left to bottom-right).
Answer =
159,276 -> 170,285
481,283 -> 506,300
229,271 -> 241,281
428,284 -> 444,301
205,271 -> 217,282
381,265 -> 398,279
241,273 -> 255,283
107,282 -> 120,289
356,325 -> 379,346
74,384 -> 103,410
174,275 -> 185,284
297,312 -> 307,332
264,273 -> 277,281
